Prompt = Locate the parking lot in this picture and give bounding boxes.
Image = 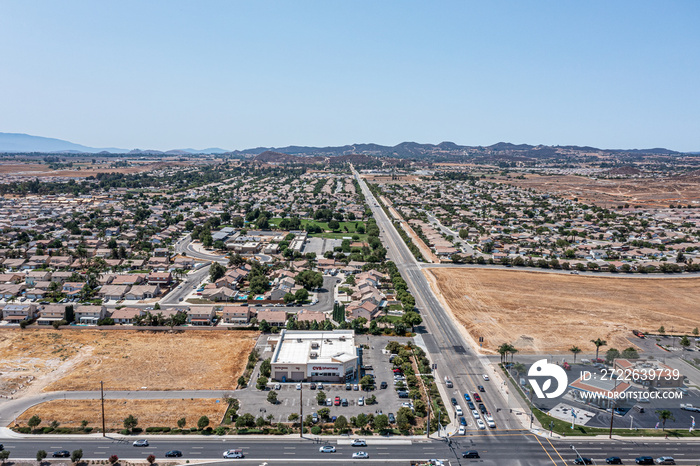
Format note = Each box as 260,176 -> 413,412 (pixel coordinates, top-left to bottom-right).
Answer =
236,335 -> 417,424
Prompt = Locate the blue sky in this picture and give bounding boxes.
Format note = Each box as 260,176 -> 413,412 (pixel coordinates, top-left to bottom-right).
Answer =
1,1 -> 698,151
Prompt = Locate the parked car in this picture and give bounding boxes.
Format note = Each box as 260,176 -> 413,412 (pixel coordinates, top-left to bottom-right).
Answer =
52,451 -> 70,458
274,383 -> 281,390
341,398 -> 348,406
326,397 -> 332,406
310,383 -> 316,390
312,412 -> 319,423
352,439 -> 367,447
606,458 -> 622,465
334,396 -> 341,406
319,445 -> 336,453
635,457 -> 655,465
462,451 -> 480,458
223,449 -> 244,458
358,396 -> 364,406
133,439 -> 149,447
352,451 -> 369,459
353,384 -> 359,391
165,451 -> 183,458
317,382 -> 324,390
296,383 -> 302,390
346,383 -> 352,390
388,413 -> 396,423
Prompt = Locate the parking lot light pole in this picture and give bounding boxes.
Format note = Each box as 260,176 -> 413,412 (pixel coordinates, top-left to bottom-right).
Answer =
299,383 -> 303,438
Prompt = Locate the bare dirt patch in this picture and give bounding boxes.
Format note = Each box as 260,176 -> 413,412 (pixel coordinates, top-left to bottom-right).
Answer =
0,329 -> 257,394
15,398 -> 228,430
424,268 -> 700,354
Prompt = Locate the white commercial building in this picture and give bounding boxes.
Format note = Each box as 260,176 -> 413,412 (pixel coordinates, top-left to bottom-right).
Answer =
269,329 -> 358,383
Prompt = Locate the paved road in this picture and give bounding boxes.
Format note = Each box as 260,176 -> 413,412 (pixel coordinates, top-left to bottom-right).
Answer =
353,169 -> 525,435
2,433 -> 700,465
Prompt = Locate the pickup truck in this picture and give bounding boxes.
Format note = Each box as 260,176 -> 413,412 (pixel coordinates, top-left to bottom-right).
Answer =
681,403 -> 700,412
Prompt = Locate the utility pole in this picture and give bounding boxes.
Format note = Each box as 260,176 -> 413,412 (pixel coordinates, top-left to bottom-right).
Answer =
100,381 -> 106,437
426,386 -> 431,438
299,382 -> 303,438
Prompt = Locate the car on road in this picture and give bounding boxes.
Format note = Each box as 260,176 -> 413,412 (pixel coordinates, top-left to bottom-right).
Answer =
485,414 -> 496,428
482,374 -> 489,381
635,457 -> 655,465
477,385 -> 485,392
451,397 -> 458,406
52,451 -> 70,458
605,458 -> 622,465
380,381 -> 388,389
462,451 -> 480,458
464,393 -> 471,402
655,458 -> 675,465
573,458 -> 593,465
352,439 -> 367,447
352,451 -> 369,459
165,451 -> 182,458
479,403 -> 487,414
455,406 -> 463,416
133,439 -> 149,447
473,393 -> 482,402
274,383 -> 281,390
319,445 -> 336,453
467,401 -> 475,410
458,425 -> 466,435
459,417 -> 467,426
471,410 -> 480,419
223,449 -> 244,458
476,419 -> 485,430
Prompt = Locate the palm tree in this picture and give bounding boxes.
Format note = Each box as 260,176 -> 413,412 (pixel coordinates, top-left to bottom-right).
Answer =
655,409 -> 675,431
508,345 -> 518,364
497,343 -> 510,364
569,346 -> 582,363
590,338 -> 607,360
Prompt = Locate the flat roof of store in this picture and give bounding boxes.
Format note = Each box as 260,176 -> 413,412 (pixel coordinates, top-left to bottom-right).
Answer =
272,330 -> 356,365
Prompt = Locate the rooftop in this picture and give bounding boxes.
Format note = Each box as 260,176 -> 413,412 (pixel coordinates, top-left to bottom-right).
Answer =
272,330 -> 356,365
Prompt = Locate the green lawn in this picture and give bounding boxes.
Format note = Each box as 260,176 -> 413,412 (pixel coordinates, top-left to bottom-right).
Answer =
268,218 -> 368,241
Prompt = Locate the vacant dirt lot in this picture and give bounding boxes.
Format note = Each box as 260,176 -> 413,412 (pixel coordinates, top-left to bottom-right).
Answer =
0,329 -> 256,394
16,398 -> 228,430
424,268 -> 700,354
0,160 -> 193,178
500,173 -> 700,208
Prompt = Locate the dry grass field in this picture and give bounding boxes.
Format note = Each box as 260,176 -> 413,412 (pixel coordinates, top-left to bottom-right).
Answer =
500,173 -> 700,208
15,399 -> 228,430
424,268 -> 700,354
0,160 -> 192,178
0,329 -> 257,395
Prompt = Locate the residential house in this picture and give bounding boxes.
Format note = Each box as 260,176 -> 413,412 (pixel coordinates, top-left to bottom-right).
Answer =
111,307 -> 145,325
256,309 -> 287,327
37,304 -> 66,325
221,306 -> 252,324
125,285 -> 159,300
1,303 -> 37,323
98,284 -> 131,301
74,305 -> 107,325
147,272 -> 172,286
186,307 -> 216,326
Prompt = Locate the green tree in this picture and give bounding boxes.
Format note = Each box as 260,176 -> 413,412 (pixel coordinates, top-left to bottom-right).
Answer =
267,390 -> 278,404
693,327 -> 699,336
658,325 -> 666,334
590,338 -> 607,360
294,288 -> 309,303
256,376 -> 268,390
605,348 -> 620,364
328,219 -> 340,231
0,451 -> 9,465
655,409 -> 675,431
123,414 -> 138,432
177,417 -> 186,429
295,270 -> 324,290
71,450 -> 83,464
316,390 -> 326,405
355,412 -> 369,430
621,347 -> 639,359
197,415 -> 210,430
679,335 -> 691,350
334,415 -> 348,433
28,414 -> 42,430
373,414 -> 389,432
569,346 -> 581,363
260,358 -> 272,377
209,262 -> 226,282
36,450 -> 47,463
402,311 -> 422,331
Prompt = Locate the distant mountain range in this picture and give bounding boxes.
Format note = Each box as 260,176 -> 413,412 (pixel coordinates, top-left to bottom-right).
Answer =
0,132 -> 694,161
0,133 -> 227,155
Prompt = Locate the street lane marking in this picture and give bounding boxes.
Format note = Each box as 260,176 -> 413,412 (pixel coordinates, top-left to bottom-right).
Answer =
533,435 -> 559,466
546,438 -> 566,464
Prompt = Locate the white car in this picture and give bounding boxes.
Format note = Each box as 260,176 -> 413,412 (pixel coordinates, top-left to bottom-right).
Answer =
358,397 -> 364,406
133,439 -> 149,447
351,439 -> 367,447
352,451 -> 369,459
274,383 -> 281,390
482,374 -> 490,381
472,410 -> 480,419
223,449 -> 244,459
319,445 -> 336,453
485,414 -> 496,428
458,425 -> 466,435
317,383 -> 324,390
476,419 -> 486,430
296,383 -> 302,390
